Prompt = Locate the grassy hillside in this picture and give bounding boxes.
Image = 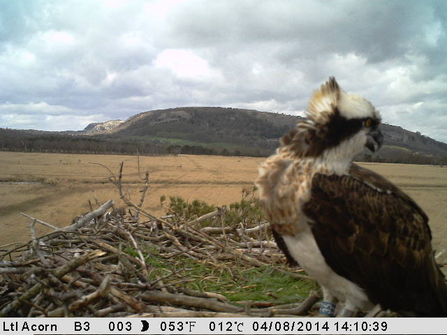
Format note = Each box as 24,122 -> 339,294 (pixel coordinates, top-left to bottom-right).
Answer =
2,107 -> 447,163
97,107 -> 447,163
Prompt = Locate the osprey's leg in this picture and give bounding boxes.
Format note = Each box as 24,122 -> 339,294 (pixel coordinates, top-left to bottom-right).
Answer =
336,307 -> 356,317
365,304 -> 382,317
317,287 -> 337,317
336,301 -> 357,317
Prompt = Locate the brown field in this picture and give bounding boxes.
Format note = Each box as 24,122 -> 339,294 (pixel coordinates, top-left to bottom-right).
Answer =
1,151 -> 447,263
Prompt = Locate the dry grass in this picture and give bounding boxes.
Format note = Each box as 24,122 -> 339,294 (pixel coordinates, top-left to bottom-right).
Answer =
0,152 -> 262,247
1,151 -> 446,264
0,162 -> 320,317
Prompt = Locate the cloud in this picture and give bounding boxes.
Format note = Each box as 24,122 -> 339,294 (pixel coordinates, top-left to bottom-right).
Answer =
0,0 -> 446,142
0,101 -> 106,131
154,49 -> 223,81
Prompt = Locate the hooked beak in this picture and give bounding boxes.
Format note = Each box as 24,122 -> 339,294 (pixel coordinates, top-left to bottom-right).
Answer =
365,128 -> 383,152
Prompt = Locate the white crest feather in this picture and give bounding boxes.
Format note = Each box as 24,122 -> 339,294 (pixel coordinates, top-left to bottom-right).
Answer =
338,92 -> 378,119
307,77 -> 380,123
307,77 -> 340,123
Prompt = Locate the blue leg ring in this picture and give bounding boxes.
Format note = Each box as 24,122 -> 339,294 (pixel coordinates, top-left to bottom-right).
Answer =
319,301 -> 336,317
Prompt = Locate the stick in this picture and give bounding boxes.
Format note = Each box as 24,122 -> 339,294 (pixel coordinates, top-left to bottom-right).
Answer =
68,274 -> 111,311
0,267 -> 29,274
95,303 -> 126,317
184,209 -> 223,227
118,224 -> 150,280
87,238 -> 142,266
0,249 -> 105,316
77,268 -> 147,313
53,250 -> 106,278
176,287 -> 229,302
18,200 -> 115,245
137,170 -> 150,209
200,226 -> 233,234
110,286 -> 146,312
20,213 -> 59,230
141,290 -> 243,313
0,259 -> 40,267
70,200 -> 114,231
271,290 -> 321,316
29,219 -> 49,266
47,275 -> 112,316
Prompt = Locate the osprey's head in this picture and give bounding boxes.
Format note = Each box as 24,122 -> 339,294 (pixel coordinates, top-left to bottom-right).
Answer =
282,77 -> 382,166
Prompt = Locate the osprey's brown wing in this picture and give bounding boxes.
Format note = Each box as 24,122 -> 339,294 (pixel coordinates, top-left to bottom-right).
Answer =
303,163 -> 447,316
271,229 -> 299,267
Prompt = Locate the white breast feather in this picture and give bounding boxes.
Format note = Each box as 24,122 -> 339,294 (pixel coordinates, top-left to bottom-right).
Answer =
282,220 -> 371,311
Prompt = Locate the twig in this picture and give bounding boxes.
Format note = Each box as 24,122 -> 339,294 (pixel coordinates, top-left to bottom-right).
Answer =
20,213 -> 59,231
29,219 -> 49,266
176,287 -> 229,302
87,238 -> 142,266
201,226 -> 233,234
68,274 -> 111,311
137,170 -> 150,209
18,200 -> 114,246
95,303 -> 126,317
184,208 -> 224,227
118,223 -> 150,280
0,267 -> 29,274
48,275 -> 111,316
77,268 -> 147,312
0,259 -> 40,267
0,250 -> 105,316
141,290 -> 243,313
110,286 -> 146,312
270,290 -> 321,315
70,200 -> 114,231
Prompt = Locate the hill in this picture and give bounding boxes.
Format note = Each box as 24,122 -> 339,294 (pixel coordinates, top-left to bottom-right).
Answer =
88,107 -> 295,156
1,107 -> 447,164
85,107 -> 447,163
83,120 -> 125,133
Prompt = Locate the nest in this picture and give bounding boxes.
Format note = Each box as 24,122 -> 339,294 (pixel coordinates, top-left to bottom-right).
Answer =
0,163 -> 320,317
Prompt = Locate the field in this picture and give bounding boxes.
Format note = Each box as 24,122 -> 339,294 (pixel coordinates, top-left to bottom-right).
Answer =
1,151 -> 447,264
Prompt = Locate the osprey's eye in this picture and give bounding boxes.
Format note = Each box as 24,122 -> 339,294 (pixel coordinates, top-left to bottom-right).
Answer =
364,118 -> 374,128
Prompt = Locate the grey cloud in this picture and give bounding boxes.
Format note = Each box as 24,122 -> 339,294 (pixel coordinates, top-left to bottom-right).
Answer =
0,0 -> 446,142
167,1 -> 435,59
0,1 -> 44,46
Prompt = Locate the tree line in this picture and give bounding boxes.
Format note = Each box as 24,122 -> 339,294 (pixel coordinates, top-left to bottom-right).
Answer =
0,128 -> 266,157
1,128 -> 445,164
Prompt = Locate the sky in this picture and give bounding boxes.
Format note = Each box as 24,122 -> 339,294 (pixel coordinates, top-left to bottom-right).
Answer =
1,0 -> 447,142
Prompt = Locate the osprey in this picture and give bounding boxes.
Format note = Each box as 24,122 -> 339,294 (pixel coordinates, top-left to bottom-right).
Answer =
256,77 -> 447,316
